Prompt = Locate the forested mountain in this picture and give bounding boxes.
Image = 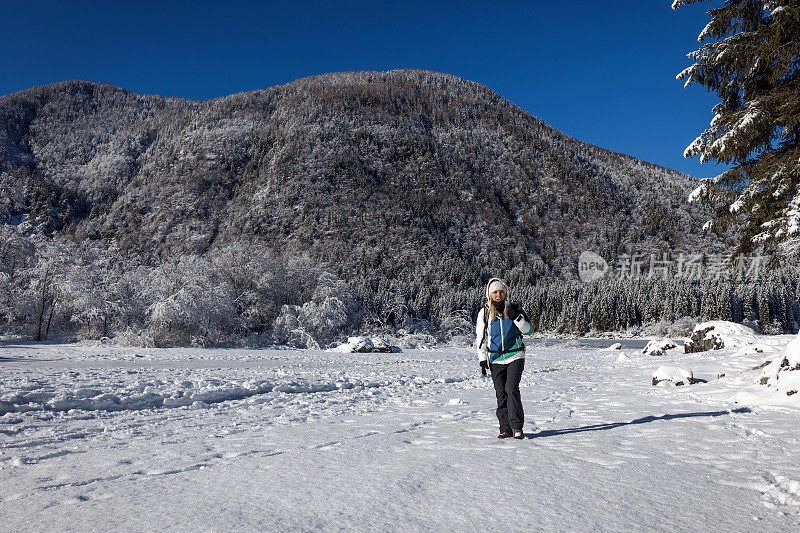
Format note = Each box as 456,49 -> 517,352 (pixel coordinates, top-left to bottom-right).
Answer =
1,70 -> 797,346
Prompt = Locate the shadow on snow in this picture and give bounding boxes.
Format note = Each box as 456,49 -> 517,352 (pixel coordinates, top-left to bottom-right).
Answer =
527,408 -> 753,439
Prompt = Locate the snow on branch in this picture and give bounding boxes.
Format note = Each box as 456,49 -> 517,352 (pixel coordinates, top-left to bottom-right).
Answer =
729,198 -> 744,213
707,102 -> 766,158
671,0 -> 695,10
770,5 -> 789,17
684,133 -> 707,160
698,20 -> 715,42
676,64 -> 698,88
688,182 -> 708,203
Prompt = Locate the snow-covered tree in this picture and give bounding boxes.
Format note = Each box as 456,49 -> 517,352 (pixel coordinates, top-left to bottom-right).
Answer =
207,243 -> 284,335
143,256 -> 241,347
440,309 -> 474,344
17,239 -> 73,341
273,272 -> 363,349
675,0 -> 800,255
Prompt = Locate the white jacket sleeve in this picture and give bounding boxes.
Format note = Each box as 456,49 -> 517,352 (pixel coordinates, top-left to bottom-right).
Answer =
513,312 -> 534,336
475,308 -> 488,362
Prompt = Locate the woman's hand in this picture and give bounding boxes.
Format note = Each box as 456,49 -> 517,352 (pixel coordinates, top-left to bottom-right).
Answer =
480,360 -> 489,376
507,303 -> 522,320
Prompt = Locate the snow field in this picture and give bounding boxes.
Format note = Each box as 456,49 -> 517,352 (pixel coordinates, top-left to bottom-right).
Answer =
2,336 -> 800,531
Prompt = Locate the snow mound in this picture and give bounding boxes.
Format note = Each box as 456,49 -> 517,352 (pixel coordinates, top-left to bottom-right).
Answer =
642,338 -> 679,356
0,377 -> 279,415
600,342 -> 622,351
684,321 -> 758,353
731,343 -> 769,357
0,372 -> 416,416
329,337 -> 397,353
652,366 -> 695,386
757,332 -> 800,399
616,352 -> 630,362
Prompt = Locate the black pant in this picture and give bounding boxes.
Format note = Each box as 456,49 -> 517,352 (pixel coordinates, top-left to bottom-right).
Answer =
490,358 -> 525,432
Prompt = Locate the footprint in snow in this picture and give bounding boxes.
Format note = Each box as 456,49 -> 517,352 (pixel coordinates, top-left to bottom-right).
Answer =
312,441 -> 341,450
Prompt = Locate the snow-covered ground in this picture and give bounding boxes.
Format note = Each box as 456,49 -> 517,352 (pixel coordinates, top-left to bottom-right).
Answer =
2,335 -> 800,532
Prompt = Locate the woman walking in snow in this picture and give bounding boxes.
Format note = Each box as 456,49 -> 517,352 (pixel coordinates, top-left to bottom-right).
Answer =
475,278 -> 534,439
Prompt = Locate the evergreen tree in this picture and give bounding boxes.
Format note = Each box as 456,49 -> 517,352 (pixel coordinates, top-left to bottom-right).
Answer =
757,285 -> 771,330
675,0 -> 800,255
717,282 -> 734,321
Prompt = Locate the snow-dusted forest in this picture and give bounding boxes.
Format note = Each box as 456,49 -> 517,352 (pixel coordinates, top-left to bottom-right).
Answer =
1,71 -> 798,347
2,230 -> 799,348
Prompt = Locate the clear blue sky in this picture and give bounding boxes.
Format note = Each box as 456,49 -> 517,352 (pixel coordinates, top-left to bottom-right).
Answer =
0,0 -> 724,179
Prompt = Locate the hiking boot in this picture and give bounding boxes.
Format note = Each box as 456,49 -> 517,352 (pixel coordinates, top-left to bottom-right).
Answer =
512,429 -> 524,439
498,431 -> 512,439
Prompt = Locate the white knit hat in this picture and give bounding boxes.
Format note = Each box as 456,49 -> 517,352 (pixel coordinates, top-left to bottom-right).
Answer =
486,278 -> 509,301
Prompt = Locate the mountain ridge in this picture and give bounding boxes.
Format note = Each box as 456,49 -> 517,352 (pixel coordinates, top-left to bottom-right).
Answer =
1,71 -> 697,177
0,69 -> 725,291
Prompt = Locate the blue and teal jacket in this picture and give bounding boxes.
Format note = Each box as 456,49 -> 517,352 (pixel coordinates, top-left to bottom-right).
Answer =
475,305 -> 534,364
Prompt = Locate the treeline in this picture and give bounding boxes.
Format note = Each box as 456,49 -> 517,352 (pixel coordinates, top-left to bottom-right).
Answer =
515,273 -> 800,336
2,229 -> 797,348
357,264 -> 800,339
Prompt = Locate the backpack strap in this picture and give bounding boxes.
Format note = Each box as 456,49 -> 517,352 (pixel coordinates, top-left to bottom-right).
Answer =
488,344 -> 525,362
478,304 -> 489,349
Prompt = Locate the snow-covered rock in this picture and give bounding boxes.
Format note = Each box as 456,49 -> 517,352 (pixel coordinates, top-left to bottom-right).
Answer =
684,321 -> 758,353
642,338 -> 678,356
758,332 -> 800,398
350,337 -> 375,352
652,365 -> 695,386
330,336 -> 397,353
600,342 -> 622,351
369,337 -> 394,353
